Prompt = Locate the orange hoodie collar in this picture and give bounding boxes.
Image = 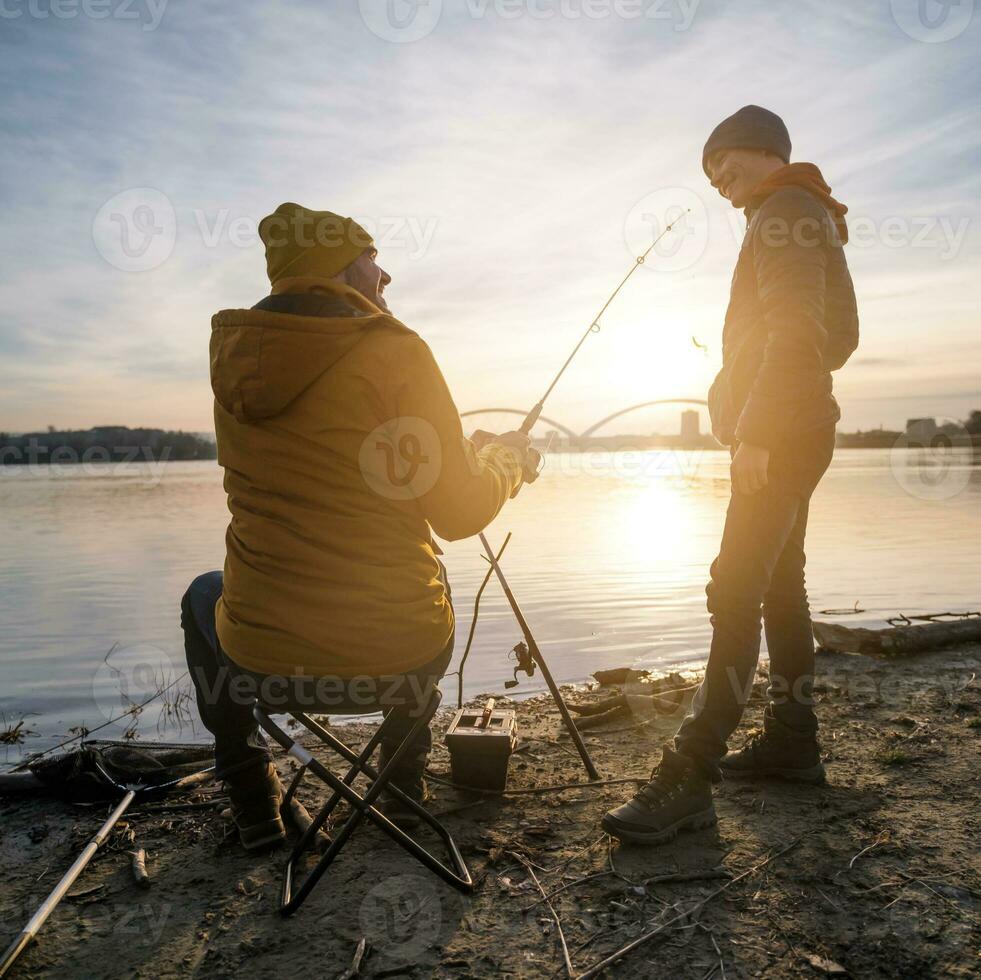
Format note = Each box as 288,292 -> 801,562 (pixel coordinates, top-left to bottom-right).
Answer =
748,162 -> 849,244
270,275 -> 386,315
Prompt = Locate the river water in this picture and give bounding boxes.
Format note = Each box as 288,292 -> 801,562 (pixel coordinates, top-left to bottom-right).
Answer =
1,448 -> 978,766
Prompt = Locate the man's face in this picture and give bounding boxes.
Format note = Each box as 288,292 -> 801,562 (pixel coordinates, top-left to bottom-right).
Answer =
707,148 -> 775,209
344,248 -> 392,312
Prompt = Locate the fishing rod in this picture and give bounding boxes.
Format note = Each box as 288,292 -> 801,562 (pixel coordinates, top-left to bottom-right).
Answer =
475,208 -> 691,781
519,208 -> 691,442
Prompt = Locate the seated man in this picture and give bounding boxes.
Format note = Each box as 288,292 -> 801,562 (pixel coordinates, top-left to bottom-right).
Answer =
182,202 -> 532,850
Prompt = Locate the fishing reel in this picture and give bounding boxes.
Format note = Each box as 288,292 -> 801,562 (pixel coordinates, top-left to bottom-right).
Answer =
510,447 -> 544,498
523,447 -> 544,485
504,640 -> 536,689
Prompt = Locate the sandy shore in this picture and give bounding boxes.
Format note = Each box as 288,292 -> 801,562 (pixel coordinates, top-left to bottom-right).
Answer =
2,643 -> 979,978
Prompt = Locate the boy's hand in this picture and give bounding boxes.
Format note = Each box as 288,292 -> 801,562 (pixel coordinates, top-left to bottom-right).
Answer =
731,442 -> 770,495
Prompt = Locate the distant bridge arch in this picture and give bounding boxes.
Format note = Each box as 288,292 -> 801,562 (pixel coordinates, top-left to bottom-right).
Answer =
579,399 -> 708,438
462,399 -> 708,441
459,408 -> 579,441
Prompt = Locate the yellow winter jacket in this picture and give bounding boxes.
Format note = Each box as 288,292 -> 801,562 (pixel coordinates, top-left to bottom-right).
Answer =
210,278 -> 523,678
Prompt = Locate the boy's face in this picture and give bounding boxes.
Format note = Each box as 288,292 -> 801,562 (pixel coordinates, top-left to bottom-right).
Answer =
707,148 -> 775,209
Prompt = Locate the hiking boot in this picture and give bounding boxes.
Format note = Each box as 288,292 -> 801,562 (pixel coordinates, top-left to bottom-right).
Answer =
224,761 -> 286,851
377,743 -> 430,830
720,705 -> 825,783
602,746 -> 717,846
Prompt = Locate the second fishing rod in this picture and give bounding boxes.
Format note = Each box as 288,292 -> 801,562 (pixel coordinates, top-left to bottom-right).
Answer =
475,209 -> 691,781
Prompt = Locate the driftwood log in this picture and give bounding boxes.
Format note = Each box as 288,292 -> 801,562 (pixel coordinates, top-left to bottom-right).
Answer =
813,618 -> 981,656
570,690 -> 691,730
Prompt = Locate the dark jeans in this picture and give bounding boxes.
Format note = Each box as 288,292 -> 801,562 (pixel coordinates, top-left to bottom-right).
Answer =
675,426 -> 836,778
181,570 -> 453,780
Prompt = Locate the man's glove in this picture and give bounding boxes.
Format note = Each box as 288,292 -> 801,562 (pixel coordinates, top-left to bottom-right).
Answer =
470,429 -> 543,496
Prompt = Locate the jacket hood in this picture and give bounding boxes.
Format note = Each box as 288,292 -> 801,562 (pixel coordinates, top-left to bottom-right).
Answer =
210,278 -> 410,422
748,162 -> 849,243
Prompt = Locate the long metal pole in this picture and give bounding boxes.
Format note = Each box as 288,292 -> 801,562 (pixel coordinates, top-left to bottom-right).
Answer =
0,790 -> 137,977
479,532 -> 600,780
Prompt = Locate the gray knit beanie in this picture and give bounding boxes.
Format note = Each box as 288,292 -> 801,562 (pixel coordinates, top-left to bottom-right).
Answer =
702,105 -> 791,177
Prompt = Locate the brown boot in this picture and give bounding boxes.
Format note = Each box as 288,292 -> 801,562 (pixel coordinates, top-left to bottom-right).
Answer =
720,705 -> 826,784
224,761 -> 286,851
602,746 -> 717,846
377,743 -> 430,830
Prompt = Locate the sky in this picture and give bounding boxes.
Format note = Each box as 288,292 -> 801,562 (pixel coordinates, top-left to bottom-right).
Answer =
1,0 -> 978,438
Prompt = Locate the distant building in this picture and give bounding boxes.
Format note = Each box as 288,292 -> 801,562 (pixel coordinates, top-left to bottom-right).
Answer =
680,410 -> 700,441
906,418 -> 937,439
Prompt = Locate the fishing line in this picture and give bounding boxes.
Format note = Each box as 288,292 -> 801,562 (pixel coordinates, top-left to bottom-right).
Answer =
519,208 -> 692,436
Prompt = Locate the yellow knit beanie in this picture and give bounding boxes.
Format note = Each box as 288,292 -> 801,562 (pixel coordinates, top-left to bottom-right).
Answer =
258,203 -> 373,285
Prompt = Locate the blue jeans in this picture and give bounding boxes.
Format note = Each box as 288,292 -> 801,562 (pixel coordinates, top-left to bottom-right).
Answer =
674,426 -> 836,778
181,570 -> 453,779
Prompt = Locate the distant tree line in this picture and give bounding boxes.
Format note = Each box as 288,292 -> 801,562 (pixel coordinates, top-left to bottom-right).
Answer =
838,409 -> 980,448
0,427 -> 217,465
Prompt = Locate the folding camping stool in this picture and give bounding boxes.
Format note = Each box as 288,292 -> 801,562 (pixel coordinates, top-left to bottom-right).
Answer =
253,683 -> 474,915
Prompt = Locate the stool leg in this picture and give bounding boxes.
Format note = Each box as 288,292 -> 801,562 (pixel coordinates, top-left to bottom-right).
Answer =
307,718 -> 389,828
283,805 -> 368,914
254,690 -> 474,915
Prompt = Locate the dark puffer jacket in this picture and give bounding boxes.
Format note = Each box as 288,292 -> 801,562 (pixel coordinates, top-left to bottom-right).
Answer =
708,186 -> 859,450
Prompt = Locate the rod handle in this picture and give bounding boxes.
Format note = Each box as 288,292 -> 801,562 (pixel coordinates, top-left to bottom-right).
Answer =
520,403 -> 543,435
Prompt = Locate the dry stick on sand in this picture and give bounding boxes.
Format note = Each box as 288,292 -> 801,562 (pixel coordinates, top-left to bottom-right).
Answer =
335,937 -> 369,980
508,850 -> 575,979
576,838 -> 803,980
524,866 -> 732,913
128,849 -> 150,889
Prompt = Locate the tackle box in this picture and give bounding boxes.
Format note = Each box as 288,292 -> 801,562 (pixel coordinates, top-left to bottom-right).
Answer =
444,704 -> 518,791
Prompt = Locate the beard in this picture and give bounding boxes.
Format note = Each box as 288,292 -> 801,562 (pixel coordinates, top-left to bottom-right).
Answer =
346,266 -> 390,313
